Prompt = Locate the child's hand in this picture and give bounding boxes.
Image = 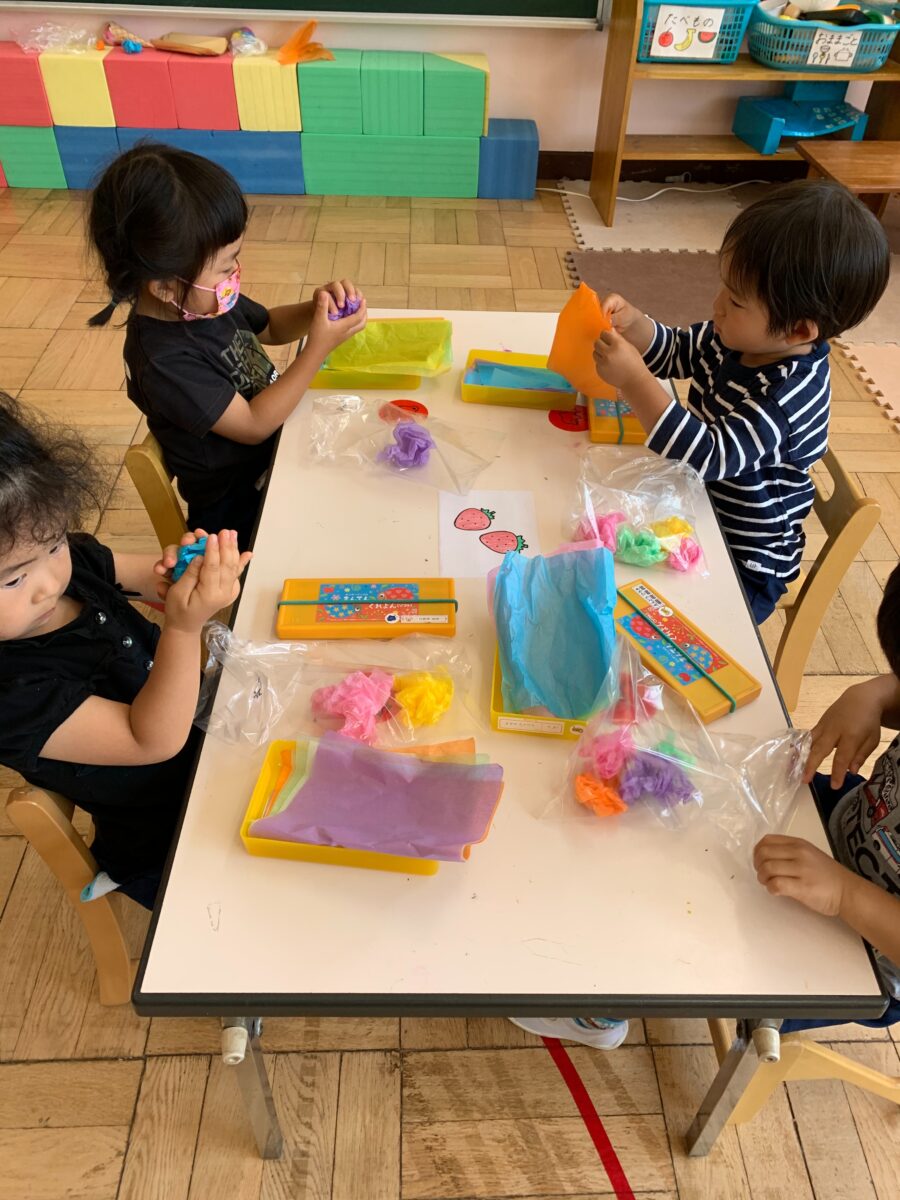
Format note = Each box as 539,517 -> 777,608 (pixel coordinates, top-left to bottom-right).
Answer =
313,278 -> 363,317
305,290 -> 368,361
153,529 -> 208,602
753,834 -> 851,918
804,680 -> 884,786
593,327 -> 649,390
602,293 -> 642,334
163,530 -> 252,634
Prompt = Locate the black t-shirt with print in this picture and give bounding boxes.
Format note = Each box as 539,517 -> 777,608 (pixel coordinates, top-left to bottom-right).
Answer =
0,533 -> 198,882
124,294 -> 279,510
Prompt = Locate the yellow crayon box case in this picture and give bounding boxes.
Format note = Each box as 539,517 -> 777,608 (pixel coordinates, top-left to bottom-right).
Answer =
489,648 -> 587,740
587,379 -> 646,445
241,739 -> 440,875
614,579 -> 761,723
276,577 -> 457,640
461,349 -> 578,411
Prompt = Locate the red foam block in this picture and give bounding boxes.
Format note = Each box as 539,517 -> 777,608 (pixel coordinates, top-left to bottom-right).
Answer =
169,53 -> 239,131
0,42 -> 52,126
104,47 -> 178,128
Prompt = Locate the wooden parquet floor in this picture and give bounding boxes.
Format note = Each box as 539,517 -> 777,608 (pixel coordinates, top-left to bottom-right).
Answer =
1,184 -> 899,1200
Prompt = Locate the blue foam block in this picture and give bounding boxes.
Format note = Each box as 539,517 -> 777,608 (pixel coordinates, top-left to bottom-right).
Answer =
53,125 -> 120,189
208,131 -> 304,195
114,128 -> 214,154
478,118 -> 538,201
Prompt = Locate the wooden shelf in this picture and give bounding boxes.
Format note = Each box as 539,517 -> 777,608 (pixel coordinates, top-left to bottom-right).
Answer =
633,53 -> 900,83
623,135 -> 802,161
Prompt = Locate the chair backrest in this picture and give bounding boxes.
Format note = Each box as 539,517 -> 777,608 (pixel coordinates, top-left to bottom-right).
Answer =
124,433 -> 187,551
774,447 -> 881,710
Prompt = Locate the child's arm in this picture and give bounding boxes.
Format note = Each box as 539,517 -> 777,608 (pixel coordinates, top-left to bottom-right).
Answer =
754,834 -> 900,969
210,291 -> 368,446
804,674 -> 900,788
601,292 -> 708,380
40,532 -> 252,767
594,326 -> 787,479
258,280 -> 361,346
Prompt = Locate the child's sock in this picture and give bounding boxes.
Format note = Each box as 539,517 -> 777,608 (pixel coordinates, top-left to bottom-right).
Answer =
80,871 -> 120,902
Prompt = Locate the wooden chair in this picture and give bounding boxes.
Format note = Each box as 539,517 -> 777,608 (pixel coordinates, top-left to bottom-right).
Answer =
5,787 -> 135,1005
124,433 -> 187,551
707,1019 -> 900,1129
772,448 -> 881,711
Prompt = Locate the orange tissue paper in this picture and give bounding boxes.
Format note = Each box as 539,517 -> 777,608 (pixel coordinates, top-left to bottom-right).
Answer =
547,282 -> 613,399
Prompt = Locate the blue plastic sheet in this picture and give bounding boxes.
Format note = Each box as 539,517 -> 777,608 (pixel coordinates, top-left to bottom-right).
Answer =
465,361 -> 575,393
493,547 -> 616,719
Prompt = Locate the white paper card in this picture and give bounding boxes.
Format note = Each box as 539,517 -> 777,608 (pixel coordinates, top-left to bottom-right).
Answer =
649,5 -> 725,59
807,29 -> 861,68
438,490 -> 539,579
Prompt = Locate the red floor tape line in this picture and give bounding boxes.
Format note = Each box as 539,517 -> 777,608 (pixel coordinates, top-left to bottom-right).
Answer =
542,1036 -> 637,1200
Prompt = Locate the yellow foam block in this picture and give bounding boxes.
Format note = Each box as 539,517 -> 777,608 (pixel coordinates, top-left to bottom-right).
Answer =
233,50 -> 301,132
39,49 -> 114,127
437,53 -> 490,134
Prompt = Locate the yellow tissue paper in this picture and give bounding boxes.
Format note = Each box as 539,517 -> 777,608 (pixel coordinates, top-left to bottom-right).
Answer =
393,670 -> 454,728
651,516 -> 693,538
325,318 -> 453,378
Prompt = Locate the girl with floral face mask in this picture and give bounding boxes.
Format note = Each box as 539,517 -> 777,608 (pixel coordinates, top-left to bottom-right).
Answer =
88,144 -> 366,546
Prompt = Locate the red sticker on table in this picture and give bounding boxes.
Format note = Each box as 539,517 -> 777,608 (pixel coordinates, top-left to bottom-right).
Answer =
379,399 -> 429,422
549,404 -> 588,432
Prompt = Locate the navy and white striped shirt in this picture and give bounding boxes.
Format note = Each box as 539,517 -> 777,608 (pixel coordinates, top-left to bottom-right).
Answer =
643,320 -> 831,581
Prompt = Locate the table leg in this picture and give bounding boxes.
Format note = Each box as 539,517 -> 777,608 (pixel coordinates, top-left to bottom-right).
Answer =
221,1017 -> 284,1159
685,1019 -> 781,1157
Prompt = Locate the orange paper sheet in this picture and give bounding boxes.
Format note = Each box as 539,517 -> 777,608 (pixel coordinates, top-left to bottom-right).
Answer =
547,282 -> 613,399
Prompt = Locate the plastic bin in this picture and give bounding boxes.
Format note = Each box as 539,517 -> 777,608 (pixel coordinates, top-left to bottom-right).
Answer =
638,0 -> 759,64
748,3 -> 899,72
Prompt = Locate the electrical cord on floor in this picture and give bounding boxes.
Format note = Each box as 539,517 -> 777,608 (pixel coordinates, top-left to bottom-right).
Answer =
536,180 -> 770,202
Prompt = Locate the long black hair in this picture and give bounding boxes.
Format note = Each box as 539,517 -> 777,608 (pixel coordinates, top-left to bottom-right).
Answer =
0,392 -> 108,557
86,142 -> 248,326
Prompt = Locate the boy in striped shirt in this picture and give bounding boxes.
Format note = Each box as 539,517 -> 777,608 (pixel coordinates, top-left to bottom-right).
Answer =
593,181 -> 889,623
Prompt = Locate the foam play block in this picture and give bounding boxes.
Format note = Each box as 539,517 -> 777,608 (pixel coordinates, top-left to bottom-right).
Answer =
104,47 -> 177,129
54,126 -> 121,190
361,52 -> 423,136
38,49 -> 114,127
115,127 -> 215,155
169,53 -> 239,130
424,54 -> 488,137
303,133 -> 478,198
208,131 -> 304,194
234,51 -> 301,132
298,50 -> 362,134
478,118 -> 539,200
0,125 -> 67,188
0,43 -> 52,126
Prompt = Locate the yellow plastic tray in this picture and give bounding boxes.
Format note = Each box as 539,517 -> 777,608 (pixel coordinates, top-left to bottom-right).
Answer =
461,349 -> 578,411
490,649 -> 587,740
310,367 -> 422,391
276,577 -> 457,640
241,739 -> 440,875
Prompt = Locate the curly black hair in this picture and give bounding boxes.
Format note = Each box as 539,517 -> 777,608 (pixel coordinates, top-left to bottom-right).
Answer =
0,392 -> 109,557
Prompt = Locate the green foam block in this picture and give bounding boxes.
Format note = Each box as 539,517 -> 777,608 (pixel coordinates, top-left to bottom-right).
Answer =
298,50 -> 362,135
0,126 -> 67,188
361,51 -> 423,137
302,133 -> 478,198
424,55 -> 486,138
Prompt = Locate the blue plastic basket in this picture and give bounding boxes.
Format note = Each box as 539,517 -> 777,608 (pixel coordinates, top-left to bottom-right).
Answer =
748,6 -> 899,72
637,0 -> 759,64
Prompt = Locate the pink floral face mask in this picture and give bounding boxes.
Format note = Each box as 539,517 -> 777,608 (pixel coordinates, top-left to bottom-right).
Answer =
175,263 -> 241,321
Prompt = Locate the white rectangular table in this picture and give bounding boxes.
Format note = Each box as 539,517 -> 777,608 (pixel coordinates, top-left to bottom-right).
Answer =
133,312 -> 884,1157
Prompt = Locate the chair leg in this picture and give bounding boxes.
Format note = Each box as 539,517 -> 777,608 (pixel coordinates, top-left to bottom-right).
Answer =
6,788 -> 135,1006
728,1037 -> 900,1125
